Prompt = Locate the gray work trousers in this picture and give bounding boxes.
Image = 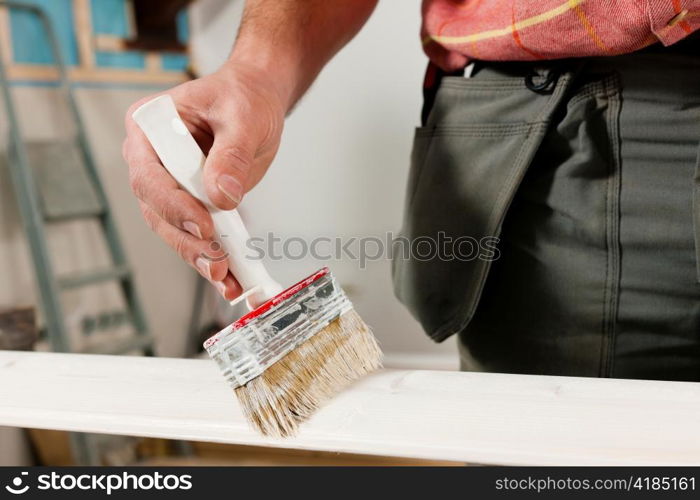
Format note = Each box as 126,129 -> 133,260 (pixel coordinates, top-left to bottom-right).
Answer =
393,36 -> 700,381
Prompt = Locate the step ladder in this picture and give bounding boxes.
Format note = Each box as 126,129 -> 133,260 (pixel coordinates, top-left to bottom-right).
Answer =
0,1 -> 154,464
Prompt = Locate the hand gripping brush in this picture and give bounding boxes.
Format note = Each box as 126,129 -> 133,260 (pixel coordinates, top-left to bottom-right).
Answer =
133,95 -> 382,437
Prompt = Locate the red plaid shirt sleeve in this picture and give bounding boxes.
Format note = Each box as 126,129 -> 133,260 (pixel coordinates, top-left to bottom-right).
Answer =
422,0 -> 700,70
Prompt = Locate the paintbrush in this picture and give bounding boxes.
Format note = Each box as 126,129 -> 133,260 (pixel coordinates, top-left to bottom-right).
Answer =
132,95 -> 382,436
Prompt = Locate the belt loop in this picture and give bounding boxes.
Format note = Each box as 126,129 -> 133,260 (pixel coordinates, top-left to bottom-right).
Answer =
421,62 -> 441,127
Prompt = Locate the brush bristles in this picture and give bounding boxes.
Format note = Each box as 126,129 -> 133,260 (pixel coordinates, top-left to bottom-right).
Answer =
234,309 -> 382,437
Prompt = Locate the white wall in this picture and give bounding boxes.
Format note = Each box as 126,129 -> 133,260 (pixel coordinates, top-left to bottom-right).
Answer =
190,0 -> 457,363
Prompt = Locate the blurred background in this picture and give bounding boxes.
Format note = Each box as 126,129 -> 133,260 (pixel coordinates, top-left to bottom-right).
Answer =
0,0 -> 457,465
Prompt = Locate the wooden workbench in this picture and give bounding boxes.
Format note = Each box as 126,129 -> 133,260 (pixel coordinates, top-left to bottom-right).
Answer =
0,350 -> 698,465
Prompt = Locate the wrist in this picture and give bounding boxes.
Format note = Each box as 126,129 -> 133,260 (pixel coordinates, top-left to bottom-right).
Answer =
227,41 -> 309,112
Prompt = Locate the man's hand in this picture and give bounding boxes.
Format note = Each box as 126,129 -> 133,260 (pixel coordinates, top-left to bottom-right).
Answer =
123,0 -> 377,300
123,62 -> 285,299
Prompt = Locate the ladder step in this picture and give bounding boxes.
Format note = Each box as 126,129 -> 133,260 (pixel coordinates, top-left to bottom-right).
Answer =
57,265 -> 131,289
45,206 -> 106,223
79,335 -> 152,355
24,140 -> 105,221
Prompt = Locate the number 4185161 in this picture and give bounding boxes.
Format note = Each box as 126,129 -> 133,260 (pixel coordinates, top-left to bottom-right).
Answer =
633,477 -> 695,491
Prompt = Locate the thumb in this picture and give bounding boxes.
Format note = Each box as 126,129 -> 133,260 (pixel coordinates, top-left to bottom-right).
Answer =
203,130 -> 254,210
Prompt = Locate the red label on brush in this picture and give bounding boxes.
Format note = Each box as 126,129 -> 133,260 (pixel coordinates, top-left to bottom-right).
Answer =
231,267 -> 330,330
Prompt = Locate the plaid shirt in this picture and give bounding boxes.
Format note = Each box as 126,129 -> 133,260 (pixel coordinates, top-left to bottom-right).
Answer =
422,0 -> 700,70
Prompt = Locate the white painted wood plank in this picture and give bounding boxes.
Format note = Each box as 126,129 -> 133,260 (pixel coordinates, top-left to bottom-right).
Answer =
0,350 -> 698,465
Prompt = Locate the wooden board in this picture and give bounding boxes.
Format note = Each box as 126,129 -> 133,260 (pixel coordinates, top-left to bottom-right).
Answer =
0,350 -> 699,465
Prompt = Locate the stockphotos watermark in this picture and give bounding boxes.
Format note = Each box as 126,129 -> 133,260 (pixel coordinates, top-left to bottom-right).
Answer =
200,232 -> 500,269
3,470 -> 192,496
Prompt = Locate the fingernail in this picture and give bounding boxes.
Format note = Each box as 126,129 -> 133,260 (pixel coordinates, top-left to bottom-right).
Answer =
195,257 -> 212,280
214,281 -> 227,298
183,221 -> 202,239
217,175 -> 244,205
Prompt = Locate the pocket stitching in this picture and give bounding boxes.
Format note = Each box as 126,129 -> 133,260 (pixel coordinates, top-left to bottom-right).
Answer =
416,122 -> 541,138
440,77 -> 529,92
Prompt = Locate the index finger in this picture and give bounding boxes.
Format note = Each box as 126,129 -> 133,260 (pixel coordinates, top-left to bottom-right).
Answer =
123,102 -> 216,241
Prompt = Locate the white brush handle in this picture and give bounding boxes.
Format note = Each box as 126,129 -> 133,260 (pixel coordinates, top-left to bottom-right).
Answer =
132,95 -> 282,309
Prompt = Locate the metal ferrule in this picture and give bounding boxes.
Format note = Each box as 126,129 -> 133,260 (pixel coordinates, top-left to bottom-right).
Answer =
204,271 -> 352,389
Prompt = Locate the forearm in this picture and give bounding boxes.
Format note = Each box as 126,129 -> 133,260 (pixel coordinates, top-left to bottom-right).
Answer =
230,0 -> 378,111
